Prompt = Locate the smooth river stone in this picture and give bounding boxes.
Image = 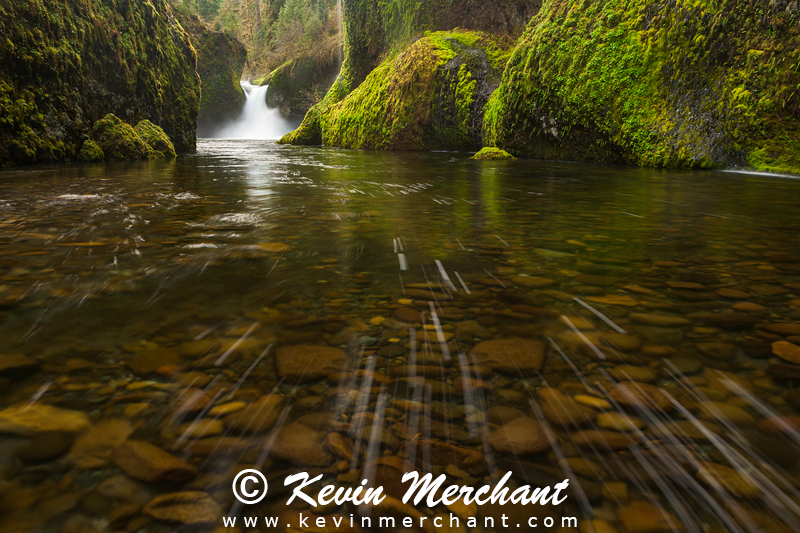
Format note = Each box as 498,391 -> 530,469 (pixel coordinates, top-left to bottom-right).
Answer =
629,313 -> 691,327
68,419 -> 133,469
694,462 -> 760,498
541,397 -> 596,428
617,501 -> 683,532
258,242 -> 291,252
469,337 -> 545,374
507,275 -> 556,288
143,492 -> 222,525
271,423 -> 329,466
488,417 -> 550,455
609,382 -> 674,411
689,312 -> 758,331
112,440 -> 197,482
696,342 -> 738,360
608,365 -> 658,382
772,340 -> 800,364
697,401 -> 756,425
223,395 -> 282,433
571,430 -> 636,450
275,344 -> 348,383
0,404 -> 91,436
587,295 -> 639,307
597,412 -> 646,431
602,333 -> 641,352
0,354 -> 39,374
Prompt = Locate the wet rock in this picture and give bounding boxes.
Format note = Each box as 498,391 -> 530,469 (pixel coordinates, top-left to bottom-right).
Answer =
764,323 -> 800,336
112,440 -> 197,482
176,419 -> 224,438
223,394 -> 282,433
258,242 -> 292,252
602,333 -> 641,352
572,429 -> 636,450
738,340 -> 772,359
608,382 -> 674,411
690,312 -> 758,331
393,307 -> 423,323
635,326 -> 684,344
276,344 -> 348,383
95,475 -> 152,504
629,313 -> 691,327
597,412 -> 645,431
772,340 -> 800,364
696,342 -> 737,360
0,404 -> 91,435
68,419 -> 133,469
127,348 -> 180,375
648,420 -> 720,443
143,492 -> 221,525
695,462 -> 760,498
508,275 -> 556,288
704,368 -> 752,392
15,431 -> 74,463
272,423 -> 329,466
617,501 -> 683,532
469,337 -> 545,374
488,417 -> 550,455
608,365 -> 658,382
324,432 -> 354,460
697,401 -> 755,425
172,387 -> 213,416
0,354 -> 39,374
587,295 -> 639,307
541,396 -> 596,428
419,439 -> 485,468
573,394 -> 612,410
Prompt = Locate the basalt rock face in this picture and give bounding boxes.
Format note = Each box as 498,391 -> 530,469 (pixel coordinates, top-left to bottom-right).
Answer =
0,0 -> 200,166
178,13 -> 247,137
282,31 -> 511,151
484,0 -> 800,171
264,56 -> 341,120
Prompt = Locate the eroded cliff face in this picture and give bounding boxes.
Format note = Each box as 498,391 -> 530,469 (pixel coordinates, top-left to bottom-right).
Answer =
0,0 -> 200,166
178,12 -> 247,137
484,0 -> 800,172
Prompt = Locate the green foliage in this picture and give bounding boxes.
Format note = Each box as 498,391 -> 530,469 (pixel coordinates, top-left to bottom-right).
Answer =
471,147 -> 514,160
198,0 -> 222,19
77,140 -> 105,162
92,114 -> 154,161
135,120 -> 177,158
275,0 -> 324,44
483,0 -> 800,172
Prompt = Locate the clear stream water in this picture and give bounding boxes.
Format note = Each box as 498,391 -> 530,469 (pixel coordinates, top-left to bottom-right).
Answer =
0,141 -> 800,532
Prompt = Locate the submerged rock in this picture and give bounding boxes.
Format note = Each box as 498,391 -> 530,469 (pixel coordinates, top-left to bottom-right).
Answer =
0,404 -> 90,436
469,337 -> 546,374
112,440 -> 197,482
276,344 -> 348,383
488,417 -> 550,454
143,492 -> 221,525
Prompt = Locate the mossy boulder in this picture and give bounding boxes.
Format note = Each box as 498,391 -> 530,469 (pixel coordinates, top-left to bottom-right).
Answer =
177,12 -> 247,137
483,0 -> 800,172
264,56 -> 341,119
92,115 -> 153,161
77,140 -> 105,163
0,0 -> 200,166
281,31 -> 512,151
135,120 -> 176,158
472,147 -> 514,160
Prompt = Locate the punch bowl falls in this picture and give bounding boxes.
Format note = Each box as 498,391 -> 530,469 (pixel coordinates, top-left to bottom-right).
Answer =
2,1 -> 800,533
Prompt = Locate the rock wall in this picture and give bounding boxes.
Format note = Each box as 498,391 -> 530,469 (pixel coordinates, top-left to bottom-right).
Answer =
178,12 -> 247,137
264,56 -> 341,120
0,0 -> 200,166
484,0 -> 800,172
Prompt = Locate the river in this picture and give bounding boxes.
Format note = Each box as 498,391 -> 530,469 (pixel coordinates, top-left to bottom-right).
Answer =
0,140 -> 799,532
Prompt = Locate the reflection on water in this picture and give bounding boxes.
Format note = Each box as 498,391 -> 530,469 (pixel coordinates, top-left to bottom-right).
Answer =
0,140 -> 799,532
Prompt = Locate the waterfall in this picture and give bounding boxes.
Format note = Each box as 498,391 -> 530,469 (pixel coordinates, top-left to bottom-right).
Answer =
213,82 -> 293,140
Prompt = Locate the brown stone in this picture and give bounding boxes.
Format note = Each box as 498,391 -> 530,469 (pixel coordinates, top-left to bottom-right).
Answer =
608,381 -> 674,411
695,462 -> 760,498
324,432 -> 354,461
272,423 -> 329,466
572,430 -> 636,450
172,388 -> 212,416
772,340 -> 800,365
393,307 -> 423,323
68,419 -> 132,469
419,439 -> 485,468
488,417 -> 550,455
617,501 -> 683,532
469,337 -> 546,375
112,440 -> 196,482
0,354 -> 38,374
126,348 -> 179,375
276,344 -> 348,383
143,492 -> 221,525
223,394 -> 282,433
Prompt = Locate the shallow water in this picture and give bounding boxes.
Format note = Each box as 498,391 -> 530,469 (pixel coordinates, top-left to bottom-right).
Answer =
1,140 -> 800,532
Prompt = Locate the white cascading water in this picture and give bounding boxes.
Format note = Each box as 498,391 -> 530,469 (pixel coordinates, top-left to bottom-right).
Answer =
214,82 -> 293,140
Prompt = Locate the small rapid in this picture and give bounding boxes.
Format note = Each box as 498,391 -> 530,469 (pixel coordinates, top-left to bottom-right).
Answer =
213,82 -> 293,140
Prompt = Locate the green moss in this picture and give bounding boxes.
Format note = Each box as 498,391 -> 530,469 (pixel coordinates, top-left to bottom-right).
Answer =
471,147 -> 514,160
92,114 -> 153,160
0,0 -> 200,166
134,120 -> 177,158
484,0 -> 800,173
77,140 -> 104,162
285,30 -> 512,151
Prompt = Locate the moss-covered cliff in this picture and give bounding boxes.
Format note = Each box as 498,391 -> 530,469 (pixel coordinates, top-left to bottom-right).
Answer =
484,0 -> 800,172
0,0 -> 200,166
178,11 -> 247,137
281,0 -> 538,147
282,31 -> 511,151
